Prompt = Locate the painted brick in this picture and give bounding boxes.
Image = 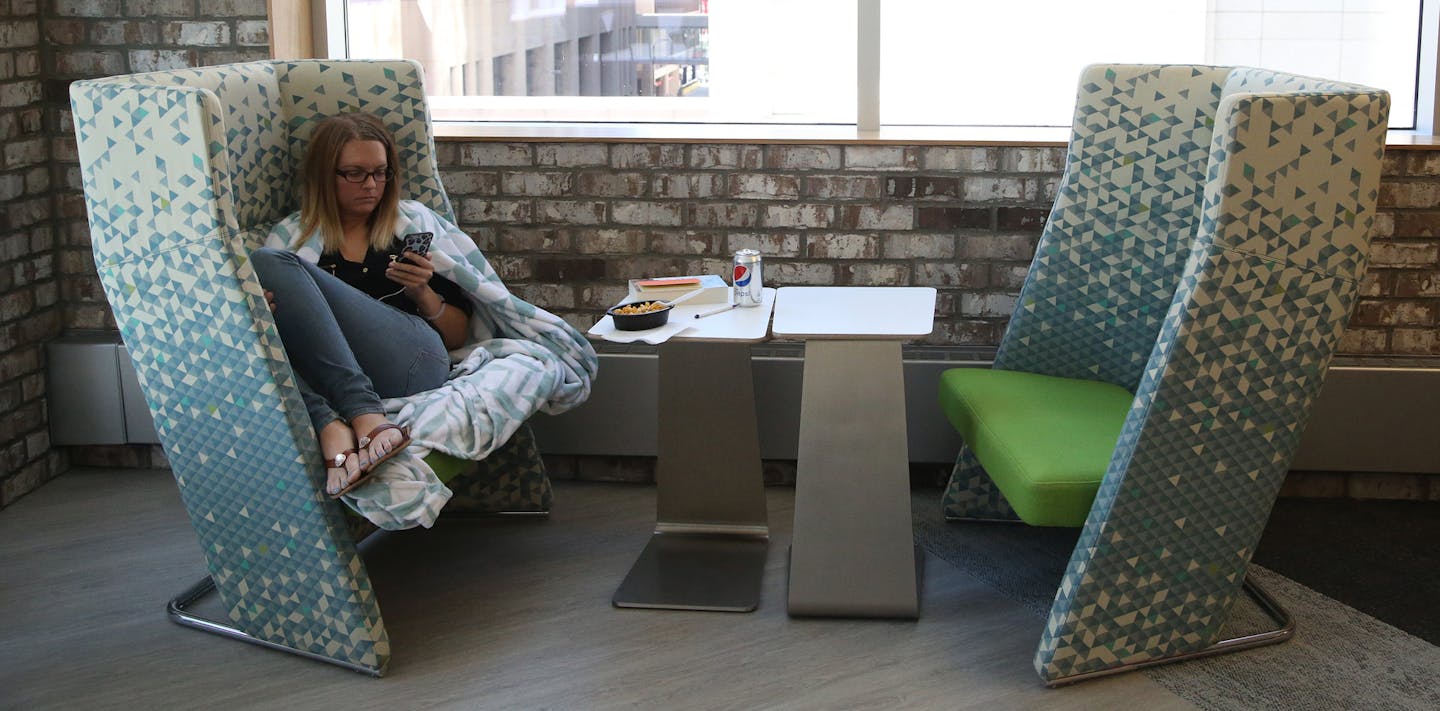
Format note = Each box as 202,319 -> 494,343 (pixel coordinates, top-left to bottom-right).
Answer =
964,176 -> 1038,202
932,319 -> 998,346
128,49 -> 195,73
647,230 -> 721,255
0,80 -> 42,108
535,200 -> 605,225
882,233 -> 955,259
603,255 -> 688,281
1351,300 -> 1436,327
577,170 -> 647,197
0,175 -> 22,201
1392,328 -> 1440,353
958,232 -> 1036,261
917,207 -> 990,229
805,233 -> 878,259
766,145 -> 841,171
989,264 -> 1029,290
1370,211 -> 1395,238
688,203 -> 758,228
442,170 -> 500,195
511,283 -> 575,309
914,176 -> 962,200
0,56 -> 13,82
459,198 -> 532,223
843,262 -> 910,286
487,254 -> 532,281
728,173 -> 800,200
1391,212 -> 1440,237
613,201 -> 682,226
1394,270 -> 1440,297
42,19 -> 82,45
915,262 -> 987,288
1378,181 -> 1440,209
766,261 -> 837,285
459,143 -> 531,167
497,227 -> 570,252
764,203 -> 834,229
610,144 -> 684,169
690,144 -> 762,169
1382,151 -> 1407,176
500,171 -> 572,196
56,0 -> 119,16
1369,241 -> 1439,267
189,0 -> 266,16
835,205 -> 912,230
533,256 -> 608,281
728,232 -> 801,257
575,229 -> 647,254
996,207 -> 1047,231
806,175 -> 881,200
16,51 -> 40,77
1357,269 -> 1390,297
923,146 -> 998,172
578,284 -> 633,310
166,21 -> 229,46
1001,147 -> 1065,173
961,292 -> 1020,317
198,49 -> 268,65
651,173 -> 724,199
844,145 -> 917,171
1405,152 -> 1440,176
236,20 -> 268,46
3,137 -> 45,169
1338,328 -> 1388,353
1346,472 -> 1429,501
536,143 -> 607,167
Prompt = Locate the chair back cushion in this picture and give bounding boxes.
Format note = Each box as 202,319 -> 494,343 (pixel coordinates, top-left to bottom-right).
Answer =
995,65 -> 1233,391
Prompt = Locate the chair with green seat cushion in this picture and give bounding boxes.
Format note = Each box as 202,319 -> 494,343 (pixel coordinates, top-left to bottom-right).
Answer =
70,59 -> 573,677
938,369 -> 1131,527
937,64 -> 1389,685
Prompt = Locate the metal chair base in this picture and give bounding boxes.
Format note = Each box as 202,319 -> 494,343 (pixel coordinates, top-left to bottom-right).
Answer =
167,575 -> 384,677
1044,573 -> 1295,687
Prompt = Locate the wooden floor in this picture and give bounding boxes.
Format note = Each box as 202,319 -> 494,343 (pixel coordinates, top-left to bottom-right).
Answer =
0,470 -> 1195,710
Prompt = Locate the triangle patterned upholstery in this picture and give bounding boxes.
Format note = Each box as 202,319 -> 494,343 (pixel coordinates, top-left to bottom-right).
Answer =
69,60 -> 546,675
938,64 -> 1389,683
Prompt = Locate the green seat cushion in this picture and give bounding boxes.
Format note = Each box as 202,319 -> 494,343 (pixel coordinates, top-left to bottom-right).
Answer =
938,368 -> 1133,527
425,451 -> 475,485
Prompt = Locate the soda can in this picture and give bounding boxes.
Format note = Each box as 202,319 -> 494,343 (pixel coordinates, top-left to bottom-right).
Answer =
732,249 -> 763,307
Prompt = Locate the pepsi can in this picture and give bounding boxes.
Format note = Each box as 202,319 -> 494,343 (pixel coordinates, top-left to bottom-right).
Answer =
732,249 -> 763,307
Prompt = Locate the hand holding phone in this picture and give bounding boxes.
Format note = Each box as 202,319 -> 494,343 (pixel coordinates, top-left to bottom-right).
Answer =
401,231 -> 433,262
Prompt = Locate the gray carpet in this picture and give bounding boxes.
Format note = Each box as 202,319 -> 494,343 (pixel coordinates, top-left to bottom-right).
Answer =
909,491 -> 1440,711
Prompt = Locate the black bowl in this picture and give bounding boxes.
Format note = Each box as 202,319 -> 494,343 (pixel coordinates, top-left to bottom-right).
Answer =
607,300 -> 672,331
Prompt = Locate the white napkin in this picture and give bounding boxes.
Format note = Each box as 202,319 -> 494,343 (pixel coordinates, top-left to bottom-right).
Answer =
600,318 -> 694,344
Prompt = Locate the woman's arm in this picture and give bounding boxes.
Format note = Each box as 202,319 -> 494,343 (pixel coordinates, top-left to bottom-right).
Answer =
387,252 -> 468,350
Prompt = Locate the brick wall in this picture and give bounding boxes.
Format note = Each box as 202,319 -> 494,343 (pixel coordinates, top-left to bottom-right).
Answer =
0,0 -> 267,510
0,0 -> 60,508
436,140 -> 1440,357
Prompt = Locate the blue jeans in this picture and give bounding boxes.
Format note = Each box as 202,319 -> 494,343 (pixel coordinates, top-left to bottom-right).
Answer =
249,247 -> 451,434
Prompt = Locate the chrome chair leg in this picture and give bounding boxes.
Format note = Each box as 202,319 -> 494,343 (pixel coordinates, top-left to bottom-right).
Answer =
1045,572 -> 1295,686
167,575 -> 384,677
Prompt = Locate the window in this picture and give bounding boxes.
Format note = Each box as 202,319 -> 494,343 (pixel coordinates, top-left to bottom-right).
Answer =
325,0 -> 1432,131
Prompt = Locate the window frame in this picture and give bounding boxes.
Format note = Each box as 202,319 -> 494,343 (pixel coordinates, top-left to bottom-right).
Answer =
268,0 -> 1440,140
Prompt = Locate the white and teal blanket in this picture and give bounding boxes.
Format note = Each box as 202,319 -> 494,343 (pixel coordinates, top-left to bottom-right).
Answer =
266,200 -> 598,529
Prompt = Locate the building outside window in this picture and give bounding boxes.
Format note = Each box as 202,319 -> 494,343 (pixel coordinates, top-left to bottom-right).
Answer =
336,0 -> 1427,130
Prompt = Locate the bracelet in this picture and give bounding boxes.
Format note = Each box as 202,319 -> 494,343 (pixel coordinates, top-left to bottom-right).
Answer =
421,299 -> 447,321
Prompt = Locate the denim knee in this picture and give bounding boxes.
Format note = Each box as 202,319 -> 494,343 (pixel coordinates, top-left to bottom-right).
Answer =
249,246 -> 299,283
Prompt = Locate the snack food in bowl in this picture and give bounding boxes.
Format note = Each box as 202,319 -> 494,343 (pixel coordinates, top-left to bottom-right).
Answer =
607,300 -> 672,330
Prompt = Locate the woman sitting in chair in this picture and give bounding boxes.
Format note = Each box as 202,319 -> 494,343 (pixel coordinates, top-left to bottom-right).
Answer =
251,112 -> 476,498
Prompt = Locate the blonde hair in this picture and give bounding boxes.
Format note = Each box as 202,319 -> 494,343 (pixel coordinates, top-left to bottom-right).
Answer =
294,112 -> 402,252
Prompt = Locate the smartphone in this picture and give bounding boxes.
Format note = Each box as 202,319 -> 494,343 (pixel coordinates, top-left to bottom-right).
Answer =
400,232 -> 433,262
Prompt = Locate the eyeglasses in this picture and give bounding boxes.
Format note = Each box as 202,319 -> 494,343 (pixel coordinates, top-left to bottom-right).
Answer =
335,167 -> 394,184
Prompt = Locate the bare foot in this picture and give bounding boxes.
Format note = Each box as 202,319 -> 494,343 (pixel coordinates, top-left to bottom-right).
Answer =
352,413 -> 408,469
318,419 -> 361,496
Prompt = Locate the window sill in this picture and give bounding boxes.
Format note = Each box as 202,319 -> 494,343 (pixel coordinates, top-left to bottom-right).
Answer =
433,122 -> 1440,149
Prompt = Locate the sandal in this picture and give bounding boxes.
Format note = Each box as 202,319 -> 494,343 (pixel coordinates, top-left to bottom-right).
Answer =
327,449 -> 370,499
355,423 -> 412,475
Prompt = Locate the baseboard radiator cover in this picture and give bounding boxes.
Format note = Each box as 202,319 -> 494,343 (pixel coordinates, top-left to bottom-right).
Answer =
46,334 -> 1440,473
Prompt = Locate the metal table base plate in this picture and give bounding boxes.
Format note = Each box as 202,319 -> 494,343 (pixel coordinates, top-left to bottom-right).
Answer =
613,533 -> 768,612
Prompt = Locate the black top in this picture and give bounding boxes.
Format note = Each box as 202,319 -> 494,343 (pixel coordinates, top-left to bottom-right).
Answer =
317,239 -> 474,320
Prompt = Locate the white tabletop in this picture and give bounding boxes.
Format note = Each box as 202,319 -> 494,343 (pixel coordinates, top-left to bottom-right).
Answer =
771,286 -> 937,339
588,287 -> 775,343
